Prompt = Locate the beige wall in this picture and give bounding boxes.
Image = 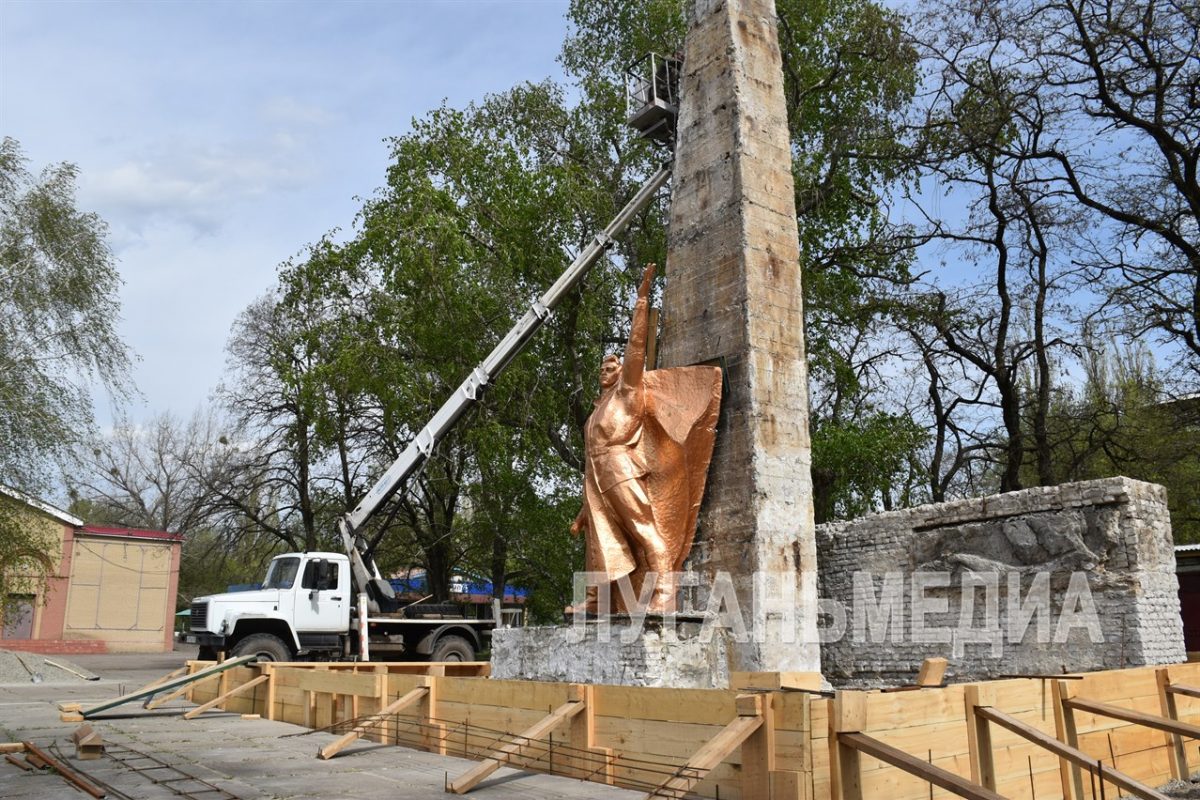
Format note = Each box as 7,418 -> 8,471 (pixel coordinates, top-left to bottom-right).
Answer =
64,535 -> 176,653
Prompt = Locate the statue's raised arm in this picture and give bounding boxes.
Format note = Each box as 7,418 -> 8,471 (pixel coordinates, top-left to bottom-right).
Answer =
621,263 -> 655,388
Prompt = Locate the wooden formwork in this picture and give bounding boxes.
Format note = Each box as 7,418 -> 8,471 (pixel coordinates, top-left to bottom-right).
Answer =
180,660 -> 1200,799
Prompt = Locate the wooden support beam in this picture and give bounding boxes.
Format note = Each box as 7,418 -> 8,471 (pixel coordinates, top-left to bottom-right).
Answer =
183,674 -> 270,720
447,699 -> 585,794
829,691 -> 866,800
837,732 -> 1005,800
964,685 -> 997,790
1052,678 -> 1085,800
133,666 -> 188,704
317,686 -> 429,760
975,704 -> 1169,800
1063,694 -> 1200,739
1165,682 -> 1200,700
740,693 -> 776,800
645,712 -> 764,799
420,676 -> 445,755
81,656 -> 255,718
146,672 -> 220,710
1158,668 -> 1189,781
565,684 -> 612,784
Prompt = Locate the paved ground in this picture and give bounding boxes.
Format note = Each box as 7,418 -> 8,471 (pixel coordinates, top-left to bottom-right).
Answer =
0,646 -> 641,799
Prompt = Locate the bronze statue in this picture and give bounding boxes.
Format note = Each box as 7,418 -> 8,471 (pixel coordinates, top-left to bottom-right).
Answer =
570,263 -> 722,614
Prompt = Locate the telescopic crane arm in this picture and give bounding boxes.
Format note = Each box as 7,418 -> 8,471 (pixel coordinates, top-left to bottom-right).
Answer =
339,162 -> 673,610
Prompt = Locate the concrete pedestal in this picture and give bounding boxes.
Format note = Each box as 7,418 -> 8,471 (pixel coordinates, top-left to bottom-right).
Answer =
490,617 -> 731,688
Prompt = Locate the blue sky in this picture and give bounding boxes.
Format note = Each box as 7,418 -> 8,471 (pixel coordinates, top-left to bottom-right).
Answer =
1,0 -> 571,425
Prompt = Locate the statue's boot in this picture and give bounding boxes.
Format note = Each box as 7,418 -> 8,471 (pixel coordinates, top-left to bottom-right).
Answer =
564,585 -> 599,617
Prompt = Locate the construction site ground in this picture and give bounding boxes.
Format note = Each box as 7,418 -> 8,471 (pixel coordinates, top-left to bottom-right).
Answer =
0,646 -> 640,800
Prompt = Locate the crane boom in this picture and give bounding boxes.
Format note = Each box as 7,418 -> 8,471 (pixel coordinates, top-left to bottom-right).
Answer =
339,161 -> 673,605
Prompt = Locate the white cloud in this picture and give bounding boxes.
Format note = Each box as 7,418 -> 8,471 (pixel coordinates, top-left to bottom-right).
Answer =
84,137 -> 321,238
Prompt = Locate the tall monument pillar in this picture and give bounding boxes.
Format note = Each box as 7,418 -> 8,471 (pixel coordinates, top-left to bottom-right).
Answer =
659,0 -> 820,673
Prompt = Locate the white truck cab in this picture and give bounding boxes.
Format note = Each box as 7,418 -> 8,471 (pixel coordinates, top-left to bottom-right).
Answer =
190,552 -> 351,661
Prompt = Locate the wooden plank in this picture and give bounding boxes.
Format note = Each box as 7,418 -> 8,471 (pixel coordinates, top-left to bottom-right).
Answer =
295,669 -> 380,697
741,693 -> 776,799
133,665 -> 188,699
183,674 -> 270,720
447,700 -> 585,794
147,672 -> 223,710
918,658 -> 950,687
977,704 -> 1169,800
1065,695 -> 1200,739
829,691 -> 865,800
317,686 -> 429,759
730,672 -> 824,691
1053,678 -> 1085,800
1166,682 -> 1200,700
964,685 -> 996,790
81,656 -> 255,717
645,714 -> 763,799
837,732 -> 1004,800
592,684 -> 738,725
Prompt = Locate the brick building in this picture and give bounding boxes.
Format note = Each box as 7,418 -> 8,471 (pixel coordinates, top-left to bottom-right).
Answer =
0,487 -> 182,654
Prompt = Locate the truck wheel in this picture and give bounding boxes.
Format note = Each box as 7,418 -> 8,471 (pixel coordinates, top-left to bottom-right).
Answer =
430,635 -> 474,662
231,634 -> 291,663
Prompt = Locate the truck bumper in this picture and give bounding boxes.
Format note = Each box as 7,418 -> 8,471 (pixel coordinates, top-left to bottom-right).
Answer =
191,632 -> 230,649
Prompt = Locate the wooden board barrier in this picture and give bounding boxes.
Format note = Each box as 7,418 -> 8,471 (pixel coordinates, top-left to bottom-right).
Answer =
226,660 -> 1200,800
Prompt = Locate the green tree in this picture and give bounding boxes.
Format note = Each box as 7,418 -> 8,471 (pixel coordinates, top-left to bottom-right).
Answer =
1037,342 -> 1200,542
0,137 -> 132,603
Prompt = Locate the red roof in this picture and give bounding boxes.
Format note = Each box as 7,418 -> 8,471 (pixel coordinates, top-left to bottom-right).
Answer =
78,524 -> 183,543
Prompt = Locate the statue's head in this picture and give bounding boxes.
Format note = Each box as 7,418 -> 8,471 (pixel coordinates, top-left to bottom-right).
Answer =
599,354 -> 621,389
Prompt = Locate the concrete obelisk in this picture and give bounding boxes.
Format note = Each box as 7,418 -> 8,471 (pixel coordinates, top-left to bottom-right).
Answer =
659,0 -> 820,674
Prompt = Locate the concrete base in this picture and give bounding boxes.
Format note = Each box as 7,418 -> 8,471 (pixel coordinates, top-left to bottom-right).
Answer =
490,616 -> 732,688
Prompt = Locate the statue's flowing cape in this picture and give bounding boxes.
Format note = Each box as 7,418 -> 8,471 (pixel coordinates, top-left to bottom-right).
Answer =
584,365 -> 722,579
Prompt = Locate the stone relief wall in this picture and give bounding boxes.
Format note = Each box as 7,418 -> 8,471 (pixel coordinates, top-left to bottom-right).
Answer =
816,477 -> 1184,686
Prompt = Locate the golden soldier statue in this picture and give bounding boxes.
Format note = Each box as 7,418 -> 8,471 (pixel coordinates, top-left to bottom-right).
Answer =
571,264 -> 722,614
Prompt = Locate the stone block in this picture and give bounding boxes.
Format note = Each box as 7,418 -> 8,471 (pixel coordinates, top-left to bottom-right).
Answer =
490,619 -> 732,688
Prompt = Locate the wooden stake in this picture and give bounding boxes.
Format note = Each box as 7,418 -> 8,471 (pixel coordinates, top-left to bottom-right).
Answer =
1052,679 -> 1085,800
645,703 -> 764,800
738,693 -> 775,799
447,699 -> 585,794
183,674 -> 269,720
317,686 -> 429,760
829,690 -> 866,800
1157,668 -> 1189,781
964,685 -> 996,790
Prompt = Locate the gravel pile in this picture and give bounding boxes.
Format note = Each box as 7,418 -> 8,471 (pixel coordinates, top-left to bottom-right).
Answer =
0,649 -> 98,684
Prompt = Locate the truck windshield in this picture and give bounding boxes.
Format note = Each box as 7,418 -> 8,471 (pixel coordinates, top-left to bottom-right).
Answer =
263,557 -> 300,589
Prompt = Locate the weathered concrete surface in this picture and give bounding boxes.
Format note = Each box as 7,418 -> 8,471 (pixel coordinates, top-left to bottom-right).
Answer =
817,477 -> 1186,686
492,618 -> 730,688
659,0 -> 820,674
0,648 -> 642,799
